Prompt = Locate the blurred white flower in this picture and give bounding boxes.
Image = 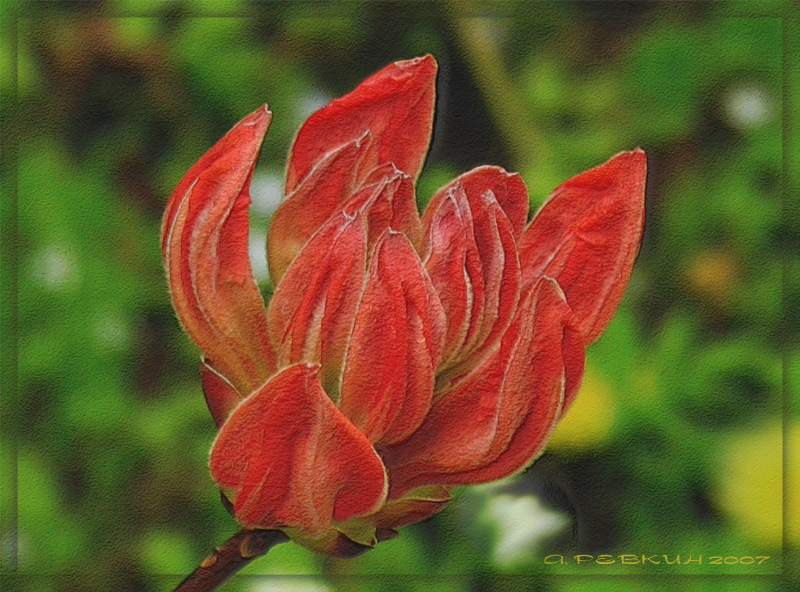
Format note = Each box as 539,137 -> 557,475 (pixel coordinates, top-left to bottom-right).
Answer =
29,245 -> 78,291
249,172 -> 284,216
92,313 -> 130,352
249,227 -> 270,284
298,89 -> 333,121
724,84 -> 771,130
483,493 -> 568,566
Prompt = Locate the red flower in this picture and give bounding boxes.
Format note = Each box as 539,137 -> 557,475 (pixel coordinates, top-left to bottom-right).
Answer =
161,55 -> 645,555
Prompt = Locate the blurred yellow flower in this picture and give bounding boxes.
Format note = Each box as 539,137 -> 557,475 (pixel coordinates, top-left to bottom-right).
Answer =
548,366 -> 616,451
714,420 -> 798,548
684,249 -> 740,307
792,426 -> 800,547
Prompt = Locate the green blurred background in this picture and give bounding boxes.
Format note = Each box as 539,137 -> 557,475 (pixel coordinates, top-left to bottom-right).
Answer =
2,1 -> 796,591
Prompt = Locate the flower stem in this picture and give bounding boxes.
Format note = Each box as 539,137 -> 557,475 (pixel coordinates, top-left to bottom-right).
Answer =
451,16 -> 542,165
450,12 -> 554,194
174,529 -> 289,592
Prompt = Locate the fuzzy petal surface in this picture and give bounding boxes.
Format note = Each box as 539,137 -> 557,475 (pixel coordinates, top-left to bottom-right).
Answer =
422,165 -> 530,242
209,364 -> 388,536
343,162 -> 423,251
286,55 -> 437,192
368,485 -> 451,529
268,134 -> 371,282
267,213 -> 367,397
519,149 -> 646,344
339,232 -> 445,447
162,107 -> 274,393
423,183 -> 521,381
384,278 -> 570,498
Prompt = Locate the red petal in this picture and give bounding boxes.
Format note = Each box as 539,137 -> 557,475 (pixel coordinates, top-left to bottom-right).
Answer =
267,134 -> 371,283
561,321 -> 586,413
209,364 -> 388,535
266,213 -> 366,397
421,193 -> 472,363
459,185 -> 522,368
162,108 -> 266,253
286,55 -> 437,193
519,149 -> 646,344
339,232 -> 445,447
201,359 -> 242,428
423,183 -> 521,380
422,165 -> 529,242
343,163 -> 423,252
162,107 -> 275,394
384,278 -> 570,498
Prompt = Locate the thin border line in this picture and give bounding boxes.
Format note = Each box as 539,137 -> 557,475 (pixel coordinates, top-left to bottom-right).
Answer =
779,9 -> 793,581
4,2 -> 791,587
1,9 -> 20,579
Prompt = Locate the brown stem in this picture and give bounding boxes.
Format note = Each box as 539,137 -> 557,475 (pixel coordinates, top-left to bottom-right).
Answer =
174,529 -> 289,592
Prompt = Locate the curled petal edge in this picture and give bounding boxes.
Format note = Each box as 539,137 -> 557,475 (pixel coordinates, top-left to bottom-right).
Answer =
210,364 -> 388,537
162,106 -> 275,394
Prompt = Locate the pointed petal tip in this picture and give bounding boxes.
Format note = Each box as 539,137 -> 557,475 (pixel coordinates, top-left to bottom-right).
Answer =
238,104 -> 272,135
422,54 -> 438,71
299,361 -> 322,377
398,54 -> 437,71
286,54 -> 436,189
248,103 -> 271,120
374,53 -> 437,104
161,105 -> 273,255
470,164 -> 520,178
520,148 -> 646,344
632,147 -> 647,172
612,147 -> 647,197
616,147 -> 647,167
